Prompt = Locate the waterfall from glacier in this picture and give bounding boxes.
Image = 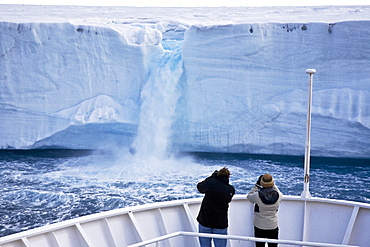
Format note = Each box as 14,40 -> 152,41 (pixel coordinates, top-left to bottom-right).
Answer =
130,40 -> 183,160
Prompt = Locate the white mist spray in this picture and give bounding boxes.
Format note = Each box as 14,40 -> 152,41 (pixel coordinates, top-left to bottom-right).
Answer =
130,40 -> 183,160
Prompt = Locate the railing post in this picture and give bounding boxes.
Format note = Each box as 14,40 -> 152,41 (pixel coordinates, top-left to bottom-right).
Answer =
301,69 -> 316,198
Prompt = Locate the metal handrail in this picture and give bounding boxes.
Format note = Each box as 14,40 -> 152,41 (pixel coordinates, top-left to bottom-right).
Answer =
127,231 -> 359,247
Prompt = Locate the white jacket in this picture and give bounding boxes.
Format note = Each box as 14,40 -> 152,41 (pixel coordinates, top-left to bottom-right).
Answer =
247,185 -> 283,229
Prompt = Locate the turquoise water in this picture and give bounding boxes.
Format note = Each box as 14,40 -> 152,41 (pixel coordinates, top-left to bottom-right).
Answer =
0,150 -> 369,237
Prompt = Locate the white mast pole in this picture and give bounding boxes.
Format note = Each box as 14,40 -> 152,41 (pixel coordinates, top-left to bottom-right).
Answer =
301,69 -> 316,198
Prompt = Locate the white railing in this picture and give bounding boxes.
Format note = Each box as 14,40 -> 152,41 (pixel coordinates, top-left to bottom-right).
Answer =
127,231 -> 359,247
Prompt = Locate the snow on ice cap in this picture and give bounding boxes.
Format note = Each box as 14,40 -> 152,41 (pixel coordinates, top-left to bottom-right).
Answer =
261,174 -> 274,188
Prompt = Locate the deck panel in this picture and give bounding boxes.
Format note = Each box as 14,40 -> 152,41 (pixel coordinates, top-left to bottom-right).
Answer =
278,199 -> 305,244
26,232 -> 58,247
303,201 -> 354,244
160,205 -> 198,247
1,240 -> 26,247
348,207 -> 370,246
228,199 -> 254,247
105,214 -> 141,247
79,219 -> 115,247
131,209 -> 167,241
53,226 -> 89,247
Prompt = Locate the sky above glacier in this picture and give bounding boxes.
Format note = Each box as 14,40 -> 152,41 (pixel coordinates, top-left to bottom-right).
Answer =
0,0 -> 369,6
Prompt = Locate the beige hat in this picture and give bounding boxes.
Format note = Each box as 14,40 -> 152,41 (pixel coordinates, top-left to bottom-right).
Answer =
261,174 -> 274,188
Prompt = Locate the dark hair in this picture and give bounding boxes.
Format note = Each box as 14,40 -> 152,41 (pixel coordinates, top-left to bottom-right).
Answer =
217,167 -> 230,177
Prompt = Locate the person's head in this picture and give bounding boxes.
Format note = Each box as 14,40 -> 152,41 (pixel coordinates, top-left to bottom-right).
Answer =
261,173 -> 274,188
217,167 -> 231,178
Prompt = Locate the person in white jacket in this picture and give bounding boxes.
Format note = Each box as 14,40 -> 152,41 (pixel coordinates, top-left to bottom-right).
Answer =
247,174 -> 283,247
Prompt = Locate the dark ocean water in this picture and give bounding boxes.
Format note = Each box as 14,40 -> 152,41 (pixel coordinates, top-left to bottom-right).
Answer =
0,149 -> 369,238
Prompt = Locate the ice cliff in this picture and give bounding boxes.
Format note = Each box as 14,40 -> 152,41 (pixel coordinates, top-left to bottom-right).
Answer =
0,5 -> 369,158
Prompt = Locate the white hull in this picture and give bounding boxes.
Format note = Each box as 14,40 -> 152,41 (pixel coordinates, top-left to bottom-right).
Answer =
0,195 -> 369,247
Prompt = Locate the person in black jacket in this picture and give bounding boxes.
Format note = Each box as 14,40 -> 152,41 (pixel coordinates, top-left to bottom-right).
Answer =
196,167 -> 236,247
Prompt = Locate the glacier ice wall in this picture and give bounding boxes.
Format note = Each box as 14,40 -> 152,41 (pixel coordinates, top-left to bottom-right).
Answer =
0,22 -> 163,150
175,22 -> 370,158
0,8 -> 369,158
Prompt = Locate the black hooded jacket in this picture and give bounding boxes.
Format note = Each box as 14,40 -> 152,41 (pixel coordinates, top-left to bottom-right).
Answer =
196,172 -> 235,229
